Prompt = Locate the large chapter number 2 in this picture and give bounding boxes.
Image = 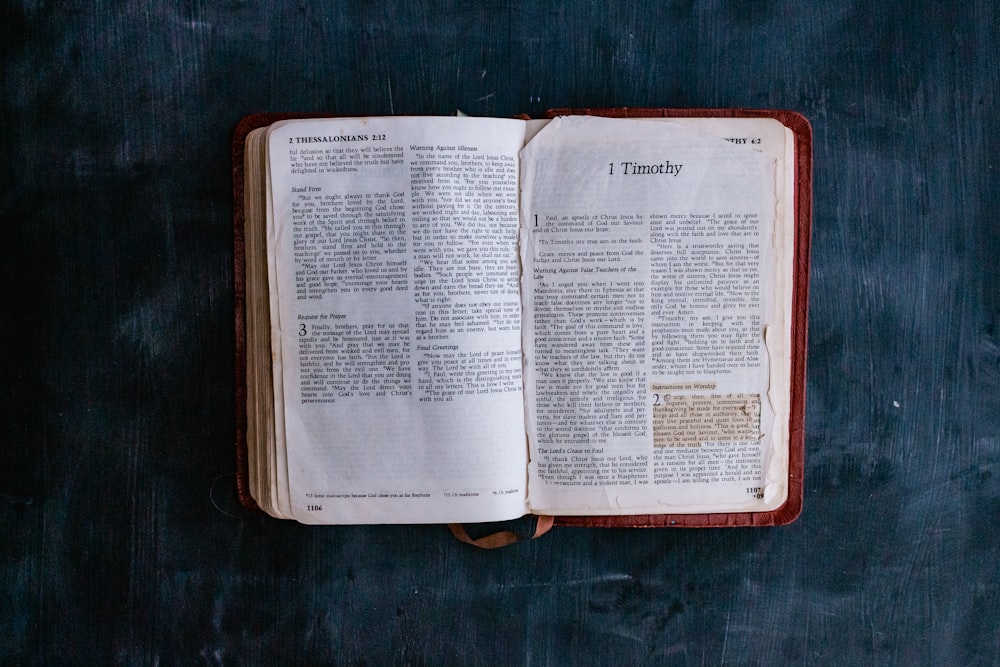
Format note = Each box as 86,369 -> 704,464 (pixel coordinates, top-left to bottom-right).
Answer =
652,393 -> 671,406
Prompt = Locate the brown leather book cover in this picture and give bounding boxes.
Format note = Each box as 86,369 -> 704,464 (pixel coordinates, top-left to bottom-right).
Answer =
233,109 -> 811,527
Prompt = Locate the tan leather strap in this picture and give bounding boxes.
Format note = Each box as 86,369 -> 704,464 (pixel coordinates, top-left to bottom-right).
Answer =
448,515 -> 554,549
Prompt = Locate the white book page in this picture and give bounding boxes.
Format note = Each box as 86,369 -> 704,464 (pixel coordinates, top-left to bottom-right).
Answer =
519,115 -> 793,515
266,116 -> 529,524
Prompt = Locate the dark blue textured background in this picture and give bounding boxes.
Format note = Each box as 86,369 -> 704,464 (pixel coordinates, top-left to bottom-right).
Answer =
2,2 -> 998,664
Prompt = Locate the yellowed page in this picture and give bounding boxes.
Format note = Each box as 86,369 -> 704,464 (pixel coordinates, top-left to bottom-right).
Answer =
520,115 -> 793,515
266,116 -> 530,524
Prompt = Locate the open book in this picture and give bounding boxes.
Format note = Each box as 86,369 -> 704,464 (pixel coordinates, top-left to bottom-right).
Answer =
233,108 -> 811,528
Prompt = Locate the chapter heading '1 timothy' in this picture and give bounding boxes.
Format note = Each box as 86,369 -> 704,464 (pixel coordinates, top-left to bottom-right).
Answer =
609,161 -> 683,176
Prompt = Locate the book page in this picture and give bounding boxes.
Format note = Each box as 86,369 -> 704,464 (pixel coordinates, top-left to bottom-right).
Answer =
520,115 -> 793,515
266,116 -> 529,524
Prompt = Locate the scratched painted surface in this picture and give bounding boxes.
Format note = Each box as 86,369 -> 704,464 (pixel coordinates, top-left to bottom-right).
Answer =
2,2 -> 999,664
